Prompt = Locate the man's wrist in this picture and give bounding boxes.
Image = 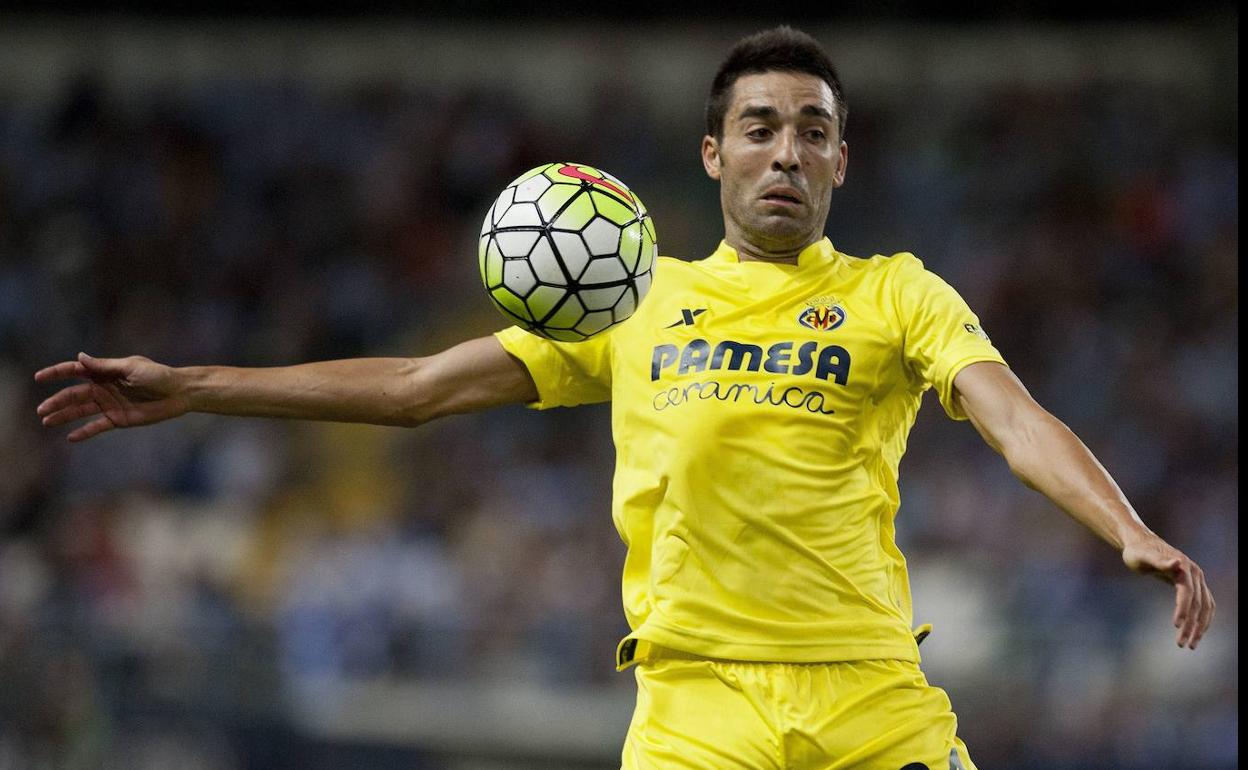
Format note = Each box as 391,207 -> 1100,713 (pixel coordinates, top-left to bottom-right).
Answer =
1116,521 -> 1157,552
175,366 -> 211,413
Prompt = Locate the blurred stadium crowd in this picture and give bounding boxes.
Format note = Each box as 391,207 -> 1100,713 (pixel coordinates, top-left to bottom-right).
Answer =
0,21 -> 1237,770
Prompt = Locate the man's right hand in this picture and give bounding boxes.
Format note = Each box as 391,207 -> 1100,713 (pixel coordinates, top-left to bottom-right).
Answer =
35,353 -> 190,442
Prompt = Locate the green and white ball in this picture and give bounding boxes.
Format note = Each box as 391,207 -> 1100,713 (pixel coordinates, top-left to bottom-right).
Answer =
479,162 -> 657,341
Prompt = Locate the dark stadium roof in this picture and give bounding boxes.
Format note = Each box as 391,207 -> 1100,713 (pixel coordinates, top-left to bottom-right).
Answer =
0,0 -> 1237,22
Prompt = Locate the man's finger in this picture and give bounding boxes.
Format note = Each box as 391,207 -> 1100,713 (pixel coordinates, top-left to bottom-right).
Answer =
67,416 -> 116,442
34,361 -> 88,383
42,401 -> 103,428
1175,566 -> 1190,644
1189,581 -> 1207,648
1179,576 -> 1200,648
37,384 -> 95,418
1172,568 -> 1191,632
1199,580 -> 1217,642
1192,572 -> 1214,649
1184,576 -> 1207,649
77,352 -> 131,380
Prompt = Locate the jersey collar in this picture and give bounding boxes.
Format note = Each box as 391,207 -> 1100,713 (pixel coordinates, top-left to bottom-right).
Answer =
707,237 -> 840,269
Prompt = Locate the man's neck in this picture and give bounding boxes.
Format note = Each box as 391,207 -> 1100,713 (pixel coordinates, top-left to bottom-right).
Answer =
726,235 -> 819,265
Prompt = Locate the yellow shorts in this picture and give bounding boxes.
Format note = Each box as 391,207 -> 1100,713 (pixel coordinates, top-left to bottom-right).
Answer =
620,642 -> 976,770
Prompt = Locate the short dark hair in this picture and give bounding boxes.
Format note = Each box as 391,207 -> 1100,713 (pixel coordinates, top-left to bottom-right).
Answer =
706,26 -> 848,141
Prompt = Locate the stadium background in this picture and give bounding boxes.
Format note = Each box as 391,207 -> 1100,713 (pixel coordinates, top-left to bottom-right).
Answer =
0,6 -> 1237,770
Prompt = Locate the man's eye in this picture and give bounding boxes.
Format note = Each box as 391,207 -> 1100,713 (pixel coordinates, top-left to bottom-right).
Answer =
806,130 -> 826,141
747,128 -> 771,139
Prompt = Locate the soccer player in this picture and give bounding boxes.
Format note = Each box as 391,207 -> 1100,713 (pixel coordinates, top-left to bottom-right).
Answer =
35,26 -> 1214,770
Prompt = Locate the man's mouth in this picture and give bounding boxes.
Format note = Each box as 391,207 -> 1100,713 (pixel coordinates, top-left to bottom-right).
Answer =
760,187 -> 804,206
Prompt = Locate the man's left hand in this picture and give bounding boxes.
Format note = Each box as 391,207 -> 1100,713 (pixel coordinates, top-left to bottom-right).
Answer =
1121,533 -> 1215,650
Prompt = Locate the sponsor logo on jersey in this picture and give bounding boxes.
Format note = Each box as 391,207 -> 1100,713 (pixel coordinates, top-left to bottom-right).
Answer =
651,378 -> 838,415
648,338 -> 850,415
650,339 -> 850,385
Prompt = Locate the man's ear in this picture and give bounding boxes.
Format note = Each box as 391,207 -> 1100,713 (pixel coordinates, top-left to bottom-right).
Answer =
701,135 -> 722,181
832,140 -> 848,188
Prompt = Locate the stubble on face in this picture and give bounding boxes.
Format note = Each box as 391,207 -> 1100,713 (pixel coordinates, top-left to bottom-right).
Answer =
703,71 -> 847,263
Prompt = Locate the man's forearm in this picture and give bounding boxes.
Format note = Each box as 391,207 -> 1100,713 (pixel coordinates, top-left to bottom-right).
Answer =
955,362 -> 1214,648
180,358 -> 425,427
35,337 -> 535,440
1003,413 -> 1152,550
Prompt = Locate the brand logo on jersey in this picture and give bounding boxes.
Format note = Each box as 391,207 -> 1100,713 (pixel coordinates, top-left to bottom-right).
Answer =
797,302 -> 846,331
665,308 -> 707,328
963,322 -> 990,342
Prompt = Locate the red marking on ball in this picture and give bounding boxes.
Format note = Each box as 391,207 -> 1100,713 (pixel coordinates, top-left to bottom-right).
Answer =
556,164 -> 632,202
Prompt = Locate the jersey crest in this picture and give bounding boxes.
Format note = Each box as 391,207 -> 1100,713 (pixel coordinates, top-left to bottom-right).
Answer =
797,296 -> 846,331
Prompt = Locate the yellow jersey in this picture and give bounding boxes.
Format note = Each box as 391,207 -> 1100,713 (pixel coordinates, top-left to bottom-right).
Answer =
494,238 -> 1006,665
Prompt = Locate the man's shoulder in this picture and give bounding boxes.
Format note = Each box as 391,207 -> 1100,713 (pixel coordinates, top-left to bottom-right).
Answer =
839,249 -> 923,272
649,254 -> 717,285
652,248 -> 930,278
655,254 -> 702,268
830,250 -> 932,294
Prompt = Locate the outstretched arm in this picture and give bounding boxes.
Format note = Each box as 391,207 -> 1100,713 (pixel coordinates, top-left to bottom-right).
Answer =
952,361 -> 1215,649
35,336 -> 538,441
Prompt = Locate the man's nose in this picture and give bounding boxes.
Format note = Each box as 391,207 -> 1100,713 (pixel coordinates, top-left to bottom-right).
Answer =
770,129 -> 800,172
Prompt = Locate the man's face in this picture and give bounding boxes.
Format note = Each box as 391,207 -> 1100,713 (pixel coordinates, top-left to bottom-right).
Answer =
702,70 -> 847,257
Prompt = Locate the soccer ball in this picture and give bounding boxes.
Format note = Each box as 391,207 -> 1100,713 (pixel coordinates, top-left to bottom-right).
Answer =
479,163 -> 657,341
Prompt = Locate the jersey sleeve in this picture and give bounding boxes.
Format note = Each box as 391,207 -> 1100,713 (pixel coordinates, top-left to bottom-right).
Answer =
494,326 -> 613,409
891,254 -> 1007,420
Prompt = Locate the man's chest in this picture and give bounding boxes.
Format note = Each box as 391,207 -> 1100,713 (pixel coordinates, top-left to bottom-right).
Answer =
613,271 -> 910,420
